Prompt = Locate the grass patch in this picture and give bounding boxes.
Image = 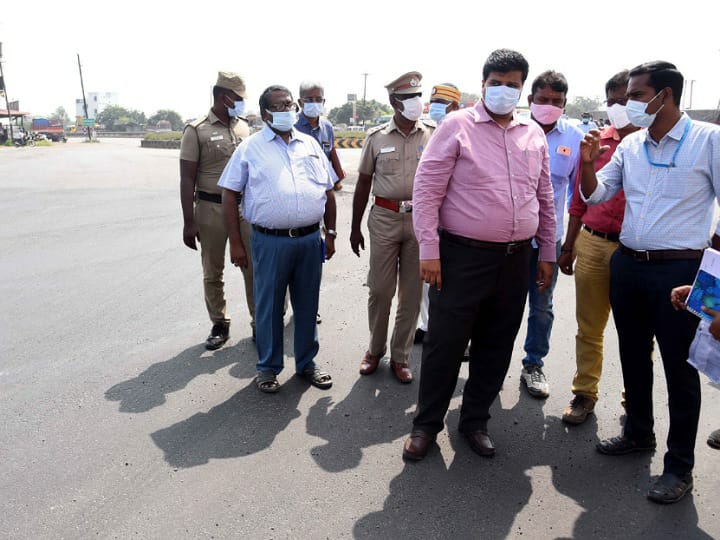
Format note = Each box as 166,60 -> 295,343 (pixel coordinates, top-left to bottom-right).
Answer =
144,131 -> 182,141
335,131 -> 366,138
35,140 -> 52,147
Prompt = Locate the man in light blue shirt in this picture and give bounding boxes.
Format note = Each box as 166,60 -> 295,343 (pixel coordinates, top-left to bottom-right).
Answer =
520,70 -> 584,399
219,85 -> 338,394
581,61 -> 720,504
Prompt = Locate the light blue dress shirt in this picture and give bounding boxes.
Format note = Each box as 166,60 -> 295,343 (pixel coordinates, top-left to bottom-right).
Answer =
218,125 -> 334,229
584,114 -> 720,250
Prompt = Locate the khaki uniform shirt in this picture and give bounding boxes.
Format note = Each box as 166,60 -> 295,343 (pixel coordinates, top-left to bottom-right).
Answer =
180,109 -> 250,195
358,118 -> 435,200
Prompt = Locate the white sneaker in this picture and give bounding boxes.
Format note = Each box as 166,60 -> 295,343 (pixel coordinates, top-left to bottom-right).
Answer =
521,365 -> 549,398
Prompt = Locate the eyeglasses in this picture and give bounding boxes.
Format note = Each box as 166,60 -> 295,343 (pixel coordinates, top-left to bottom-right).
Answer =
266,101 -> 298,112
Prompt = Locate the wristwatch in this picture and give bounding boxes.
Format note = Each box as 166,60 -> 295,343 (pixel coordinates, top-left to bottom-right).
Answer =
325,229 -> 338,238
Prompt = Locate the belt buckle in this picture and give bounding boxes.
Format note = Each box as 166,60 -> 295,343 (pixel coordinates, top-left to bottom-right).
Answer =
289,228 -> 299,238
635,249 -> 650,261
399,201 -> 413,213
506,242 -> 517,255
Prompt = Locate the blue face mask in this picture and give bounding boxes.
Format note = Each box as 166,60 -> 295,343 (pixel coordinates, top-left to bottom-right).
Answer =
227,100 -> 245,118
266,110 -> 297,132
429,102 -> 449,123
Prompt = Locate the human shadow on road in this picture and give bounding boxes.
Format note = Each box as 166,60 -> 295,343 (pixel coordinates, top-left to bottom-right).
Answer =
150,377 -> 304,468
105,339 -> 257,413
353,387 -> 711,539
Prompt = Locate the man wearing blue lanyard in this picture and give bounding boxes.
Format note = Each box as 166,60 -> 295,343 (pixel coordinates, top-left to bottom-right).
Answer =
580,61 -> 720,504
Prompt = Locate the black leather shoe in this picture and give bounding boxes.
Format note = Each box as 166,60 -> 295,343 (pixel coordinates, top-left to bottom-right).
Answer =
403,430 -> 436,461
596,434 -> 656,455
708,428 -> 720,449
413,328 -> 426,344
205,322 -> 230,350
464,430 -> 495,457
647,473 -> 693,504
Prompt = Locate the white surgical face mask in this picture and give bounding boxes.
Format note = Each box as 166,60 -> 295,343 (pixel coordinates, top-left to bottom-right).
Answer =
483,85 -> 521,115
398,96 -> 423,121
626,91 -> 664,128
227,100 -> 245,118
606,103 -> 630,129
302,102 -> 324,118
429,102 -> 449,123
266,110 -> 297,132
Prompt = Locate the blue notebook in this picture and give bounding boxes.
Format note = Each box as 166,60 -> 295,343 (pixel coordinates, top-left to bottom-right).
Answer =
686,248 -> 720,321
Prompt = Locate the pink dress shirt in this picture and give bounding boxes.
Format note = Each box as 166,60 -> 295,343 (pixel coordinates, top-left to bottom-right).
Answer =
413,101 -> 557,261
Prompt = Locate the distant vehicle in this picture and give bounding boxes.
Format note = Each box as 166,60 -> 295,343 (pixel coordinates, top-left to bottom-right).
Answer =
31,118 -> 66,142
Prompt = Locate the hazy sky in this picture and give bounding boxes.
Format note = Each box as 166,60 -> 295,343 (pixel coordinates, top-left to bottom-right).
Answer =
2,0 -> 719,120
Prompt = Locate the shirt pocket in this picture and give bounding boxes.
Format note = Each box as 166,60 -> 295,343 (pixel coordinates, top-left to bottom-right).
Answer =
376,152 -> 400,176
550,151 -> 574,179
521,148 -> 544,180
204,137 -> 235,160
302,154 -> 329,185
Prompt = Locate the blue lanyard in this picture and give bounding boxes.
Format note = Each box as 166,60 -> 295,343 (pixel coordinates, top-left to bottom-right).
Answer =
643,120 -> 690,168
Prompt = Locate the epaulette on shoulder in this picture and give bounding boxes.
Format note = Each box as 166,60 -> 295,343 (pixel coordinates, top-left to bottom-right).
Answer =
365,123 -> 388,137
187,116 -> 208,129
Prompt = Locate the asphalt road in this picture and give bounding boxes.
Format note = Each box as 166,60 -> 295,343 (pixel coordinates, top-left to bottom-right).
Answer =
1,138 -> 719,540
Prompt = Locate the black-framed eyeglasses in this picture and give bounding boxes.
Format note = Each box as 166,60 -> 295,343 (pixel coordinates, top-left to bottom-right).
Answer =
266,101 -> 299,113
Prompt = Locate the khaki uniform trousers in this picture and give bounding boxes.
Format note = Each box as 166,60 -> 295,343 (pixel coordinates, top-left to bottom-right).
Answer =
194,199 -> 254,327
366,205 -> 422,364
571,228 -> 619,402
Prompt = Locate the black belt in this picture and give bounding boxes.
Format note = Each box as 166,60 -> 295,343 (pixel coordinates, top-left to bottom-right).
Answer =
583,224 -> 620,243
253,223 -> 319,238
197,191 -> 222,204
440,229 -> 531,255
620,244 -> 704,262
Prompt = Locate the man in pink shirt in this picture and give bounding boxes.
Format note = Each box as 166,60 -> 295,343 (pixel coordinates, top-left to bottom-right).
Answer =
402,49 -> 556,461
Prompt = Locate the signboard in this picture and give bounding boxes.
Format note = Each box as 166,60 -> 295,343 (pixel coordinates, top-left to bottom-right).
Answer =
8,100 -> 19,111
347,94 -> 357,102
82,118 -> 95,126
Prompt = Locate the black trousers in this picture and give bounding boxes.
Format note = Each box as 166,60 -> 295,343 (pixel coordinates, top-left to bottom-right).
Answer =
609,250 -> 701,476
413,234 -> 531,434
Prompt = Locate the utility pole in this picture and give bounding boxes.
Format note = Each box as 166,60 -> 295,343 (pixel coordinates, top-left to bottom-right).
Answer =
77,53 -> 91,140
0,42 -> 14,142
361,73 -> 369,103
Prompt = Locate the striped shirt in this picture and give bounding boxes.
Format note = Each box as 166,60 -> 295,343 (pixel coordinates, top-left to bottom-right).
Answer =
584,114 -> 720,250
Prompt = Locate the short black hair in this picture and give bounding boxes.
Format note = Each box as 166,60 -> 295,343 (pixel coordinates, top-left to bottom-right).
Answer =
482,49 -> 529,83
629,61 -> 683,107
259,85 -> 293,111
530,70 -> 568,97
605,70 -> 629,96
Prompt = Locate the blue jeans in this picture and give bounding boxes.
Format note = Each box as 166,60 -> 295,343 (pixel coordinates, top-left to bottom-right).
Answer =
252,228 -> 322,375
522,241 -> 561,367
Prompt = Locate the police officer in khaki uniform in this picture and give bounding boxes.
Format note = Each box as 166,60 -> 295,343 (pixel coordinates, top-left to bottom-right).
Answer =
350,71 -> 435,383
180,71 -> 254,350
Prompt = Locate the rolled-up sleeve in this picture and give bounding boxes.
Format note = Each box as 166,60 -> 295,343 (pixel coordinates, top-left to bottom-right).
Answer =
413,122 -> 459,260
583,145 -> 624,205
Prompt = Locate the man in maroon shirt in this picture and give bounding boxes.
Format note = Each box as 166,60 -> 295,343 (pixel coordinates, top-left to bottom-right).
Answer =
558,70 -> 640,424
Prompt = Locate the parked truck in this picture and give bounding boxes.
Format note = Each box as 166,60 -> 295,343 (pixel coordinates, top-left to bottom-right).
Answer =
31,118 -> 66,142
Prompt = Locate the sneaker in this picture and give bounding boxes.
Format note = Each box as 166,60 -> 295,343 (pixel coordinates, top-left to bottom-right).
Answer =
562,395 -> 595,425
205,322 -> 230,350
708,428 -> 720,449
521,365 -> 549,398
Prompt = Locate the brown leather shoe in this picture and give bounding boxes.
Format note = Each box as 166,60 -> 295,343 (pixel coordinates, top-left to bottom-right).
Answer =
464,430 -> 495,457
359,351 -> 382,375
390,361 -> 413,383
402,430 -> 436,461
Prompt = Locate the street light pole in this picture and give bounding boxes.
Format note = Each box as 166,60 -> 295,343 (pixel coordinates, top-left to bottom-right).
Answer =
0,42 -> 14,142
362,73 -> 368,103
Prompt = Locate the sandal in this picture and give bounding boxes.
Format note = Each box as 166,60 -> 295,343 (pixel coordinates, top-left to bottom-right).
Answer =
301,366 -> 333,389
255,370 -> 280,393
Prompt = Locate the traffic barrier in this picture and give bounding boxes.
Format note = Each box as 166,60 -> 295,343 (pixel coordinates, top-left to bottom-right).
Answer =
335,138 -> 364,149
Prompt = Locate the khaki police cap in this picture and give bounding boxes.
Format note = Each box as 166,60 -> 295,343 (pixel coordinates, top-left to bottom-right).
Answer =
216,71 -> 247,99
385,71 -> 422,95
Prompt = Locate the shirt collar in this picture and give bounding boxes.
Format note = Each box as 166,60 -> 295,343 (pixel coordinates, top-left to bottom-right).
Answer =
261,124 -> 300,143
296,113 -> 314,129
207,108 -> 235,127
643,112 -> 690,144
387,117 -> 420,135
472,100 -> 529,127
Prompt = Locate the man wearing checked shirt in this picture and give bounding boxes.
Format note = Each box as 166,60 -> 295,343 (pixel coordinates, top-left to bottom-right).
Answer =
219,85 -> 337,394
581,61 -> 720,504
